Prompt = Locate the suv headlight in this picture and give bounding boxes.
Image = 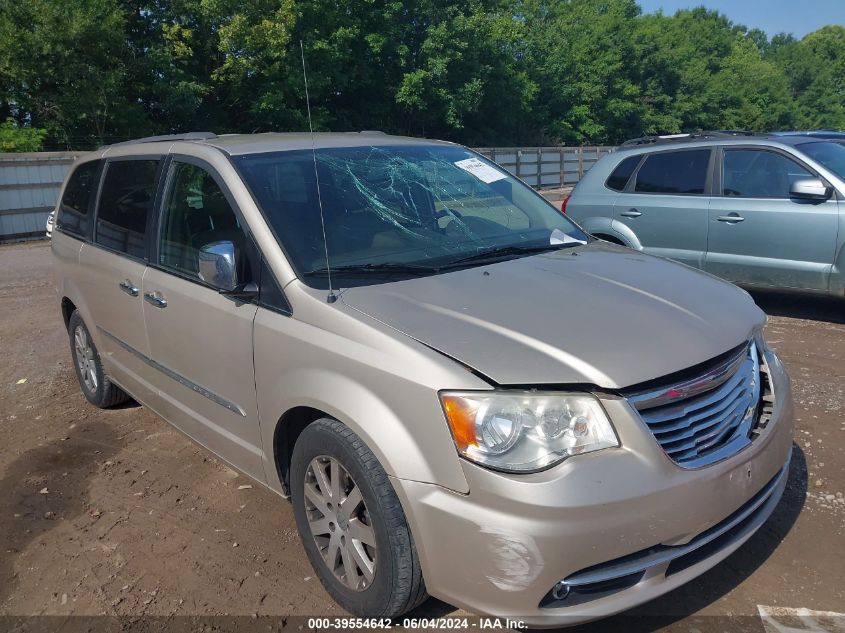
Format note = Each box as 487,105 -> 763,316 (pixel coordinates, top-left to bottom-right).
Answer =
439,391 -> 618,473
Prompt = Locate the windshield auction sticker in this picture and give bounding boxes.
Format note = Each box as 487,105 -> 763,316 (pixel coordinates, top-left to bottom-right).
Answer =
454,158 -> 508,183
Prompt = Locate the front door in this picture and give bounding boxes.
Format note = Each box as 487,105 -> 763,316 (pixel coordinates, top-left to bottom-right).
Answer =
612,148 -> 712,269
706,147 -> 838,290
141,158 -> 264,480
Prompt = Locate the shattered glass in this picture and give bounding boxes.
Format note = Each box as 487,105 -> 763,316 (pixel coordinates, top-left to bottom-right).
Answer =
236,144 -> 588,287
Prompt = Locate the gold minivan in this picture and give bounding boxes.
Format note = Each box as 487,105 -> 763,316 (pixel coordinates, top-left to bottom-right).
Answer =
53,132 -> 793,625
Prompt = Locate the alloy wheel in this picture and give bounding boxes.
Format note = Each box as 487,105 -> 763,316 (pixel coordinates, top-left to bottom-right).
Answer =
74,325 -> 98,393
304,455 -> 377,591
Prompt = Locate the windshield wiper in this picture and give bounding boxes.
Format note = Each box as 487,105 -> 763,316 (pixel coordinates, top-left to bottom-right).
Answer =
304,262 -> 441,277
440,243 -> 574,269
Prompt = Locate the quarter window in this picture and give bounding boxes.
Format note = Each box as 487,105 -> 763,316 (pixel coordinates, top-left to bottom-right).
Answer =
95,160 -> 159,258
723,150 -> 813,198
158,161 -> 248,282
56,160 -> 101,239
634,149 -> 710,195
605,155 -> 640,191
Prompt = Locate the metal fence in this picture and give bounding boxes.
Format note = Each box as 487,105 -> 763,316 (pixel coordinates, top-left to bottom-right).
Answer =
0,152 -> 85,242
0,145 -> 615,242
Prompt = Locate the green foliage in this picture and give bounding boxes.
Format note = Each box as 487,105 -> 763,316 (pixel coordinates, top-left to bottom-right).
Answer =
0,118 -> 46,152
0,0 -> 141,146
0,0 -> 842,148
767,25 -> 845,130
630,8 -> 795,136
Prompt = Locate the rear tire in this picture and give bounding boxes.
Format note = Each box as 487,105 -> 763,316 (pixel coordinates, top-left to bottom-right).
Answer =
68,310 -> 130,408
290,418 -> 428,617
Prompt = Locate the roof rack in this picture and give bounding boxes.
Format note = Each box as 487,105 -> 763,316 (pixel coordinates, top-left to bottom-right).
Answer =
620,130 -> 756,147
104,132 -> 218,148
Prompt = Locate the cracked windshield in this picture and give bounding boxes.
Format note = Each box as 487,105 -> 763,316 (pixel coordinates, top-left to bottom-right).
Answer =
236,145 -> 588,287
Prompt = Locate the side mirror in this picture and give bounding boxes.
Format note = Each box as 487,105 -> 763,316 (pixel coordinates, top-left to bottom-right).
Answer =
790,178 -> 832,201
198,241 -> 238,291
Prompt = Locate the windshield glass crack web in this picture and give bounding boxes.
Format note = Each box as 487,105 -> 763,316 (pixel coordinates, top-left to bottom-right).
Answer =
236,144 -> 589,286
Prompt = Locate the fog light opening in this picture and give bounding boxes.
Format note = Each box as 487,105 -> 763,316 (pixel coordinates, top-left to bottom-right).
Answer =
552,581 -> 570,601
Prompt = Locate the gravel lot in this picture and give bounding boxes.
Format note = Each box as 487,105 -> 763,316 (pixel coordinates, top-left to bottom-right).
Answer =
1,241 -> 843,631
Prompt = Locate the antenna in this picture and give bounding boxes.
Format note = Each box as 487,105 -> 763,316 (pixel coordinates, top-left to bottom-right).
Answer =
300,40 -> 336,303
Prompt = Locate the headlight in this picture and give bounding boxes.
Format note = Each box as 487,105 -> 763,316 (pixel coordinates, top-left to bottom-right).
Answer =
439,391 -> 618,473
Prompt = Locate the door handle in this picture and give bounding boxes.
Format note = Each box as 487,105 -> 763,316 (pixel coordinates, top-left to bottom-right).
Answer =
717,214 -> 745,223
620,209 -> 642,218
143,292 -> 168,308
119,279 -> 139,297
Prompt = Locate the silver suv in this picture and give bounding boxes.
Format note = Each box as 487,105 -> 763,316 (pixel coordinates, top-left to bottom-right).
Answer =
52,132 -> 793,625
565,133 -> 845,295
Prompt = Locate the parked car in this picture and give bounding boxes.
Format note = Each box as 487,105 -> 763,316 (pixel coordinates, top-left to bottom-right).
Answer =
52,132 -> 793,626
564,132 -> 845,295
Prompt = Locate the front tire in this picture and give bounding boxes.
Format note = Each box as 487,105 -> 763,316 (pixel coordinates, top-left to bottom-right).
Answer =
68,310 -> 130,408
290,418 -> 427,617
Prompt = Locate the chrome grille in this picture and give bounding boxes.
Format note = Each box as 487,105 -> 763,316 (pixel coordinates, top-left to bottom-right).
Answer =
627,341 -> 765,468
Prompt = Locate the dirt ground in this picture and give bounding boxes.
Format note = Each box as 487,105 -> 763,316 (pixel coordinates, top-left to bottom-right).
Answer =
1,241 -> 843,631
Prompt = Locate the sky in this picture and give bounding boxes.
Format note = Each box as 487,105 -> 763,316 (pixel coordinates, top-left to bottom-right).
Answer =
636,0 -> 845,38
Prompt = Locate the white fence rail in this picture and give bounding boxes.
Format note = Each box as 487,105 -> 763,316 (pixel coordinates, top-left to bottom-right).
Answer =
0,145 -> 615,242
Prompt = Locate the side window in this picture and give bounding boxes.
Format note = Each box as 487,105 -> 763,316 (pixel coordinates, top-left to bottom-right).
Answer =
56,160 -> 101,239
605,155 -> 640,191
634,149 -> 710,195
723,150 -> 813,199
95,160 -> 159,258
159,161 -> 251,283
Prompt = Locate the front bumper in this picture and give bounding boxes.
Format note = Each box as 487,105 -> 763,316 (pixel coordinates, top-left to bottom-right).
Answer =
392,349 -> 794,626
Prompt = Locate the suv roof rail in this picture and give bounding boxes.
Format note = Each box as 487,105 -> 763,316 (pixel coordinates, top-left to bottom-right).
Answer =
620,130 -> 756,147
104,132 -> 218,148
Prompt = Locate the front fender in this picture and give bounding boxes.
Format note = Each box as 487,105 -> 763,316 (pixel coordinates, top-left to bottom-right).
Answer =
608,220 -> 644,250
578,216 -> 642,249
262,370 -> 469,495
253,306 -> 479,497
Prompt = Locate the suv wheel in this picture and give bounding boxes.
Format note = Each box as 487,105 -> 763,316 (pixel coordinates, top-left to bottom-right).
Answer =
290,418 -> 427,617
68,310 -> 130,408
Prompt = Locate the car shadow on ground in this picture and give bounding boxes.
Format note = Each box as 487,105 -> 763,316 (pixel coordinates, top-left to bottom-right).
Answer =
0,420 -> 122,604
750,289 -> 845,325
407,444 -> 807,631
110,397 -> 141,410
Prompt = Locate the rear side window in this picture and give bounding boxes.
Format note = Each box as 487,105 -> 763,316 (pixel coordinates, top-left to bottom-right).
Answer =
634,149 -> 710,195
95,160 -> 159,259
56,161 -> 101,239
605,155 -> 640,191
723,149 -> 813,198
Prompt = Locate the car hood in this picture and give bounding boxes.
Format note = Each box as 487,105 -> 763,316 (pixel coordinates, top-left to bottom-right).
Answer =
340,243 -> 766,389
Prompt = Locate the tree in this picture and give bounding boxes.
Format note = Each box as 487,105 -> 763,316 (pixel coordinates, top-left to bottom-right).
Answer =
629,8 -> 796,136
521,0 -> 647,144
769,26 -> 845,130
0,118 -> 46,151
0,0 -> 144,147
0,0 -> 843,148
